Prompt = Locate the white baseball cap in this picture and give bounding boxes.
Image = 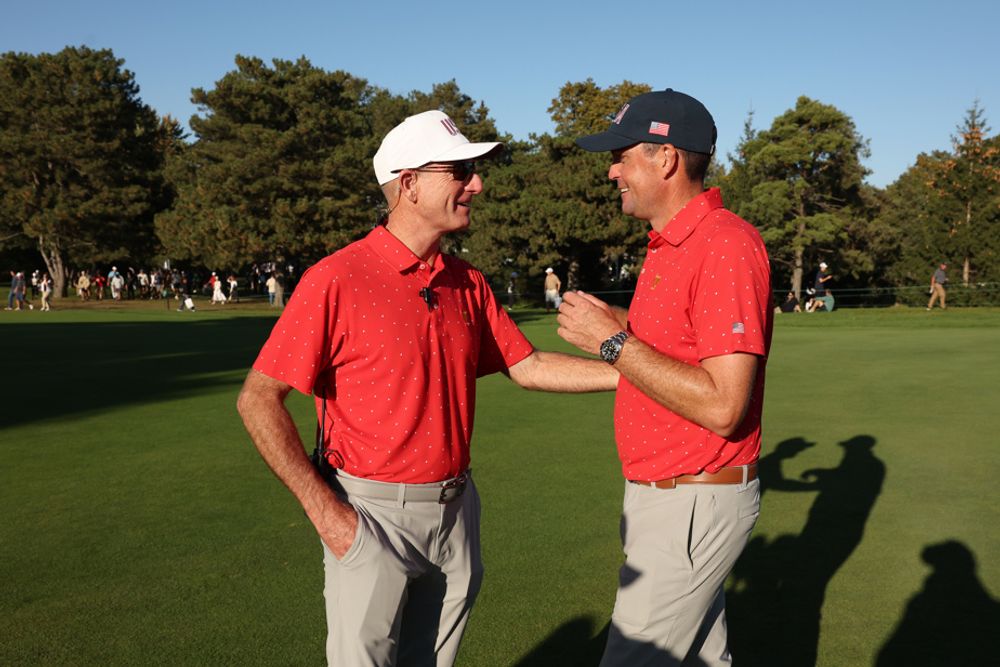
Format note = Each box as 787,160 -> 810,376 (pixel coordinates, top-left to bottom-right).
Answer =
819,262 -> 828,269
373,110 -> 502,185
545,267 -> 553,273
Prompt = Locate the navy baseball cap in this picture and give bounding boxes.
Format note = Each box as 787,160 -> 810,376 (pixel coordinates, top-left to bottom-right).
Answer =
576,88 -> 717,155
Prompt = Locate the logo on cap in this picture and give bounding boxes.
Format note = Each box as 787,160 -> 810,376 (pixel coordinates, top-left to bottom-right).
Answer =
440,118 -> 460,136
612,103 -> 630,125
649,122 -> 670,137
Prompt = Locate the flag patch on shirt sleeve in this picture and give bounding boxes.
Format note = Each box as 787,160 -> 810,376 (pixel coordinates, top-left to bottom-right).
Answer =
732,322 -> 745,334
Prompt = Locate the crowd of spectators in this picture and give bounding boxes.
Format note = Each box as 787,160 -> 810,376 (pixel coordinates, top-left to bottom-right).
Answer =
70,266 -> 267,304
4,262 -> 296,311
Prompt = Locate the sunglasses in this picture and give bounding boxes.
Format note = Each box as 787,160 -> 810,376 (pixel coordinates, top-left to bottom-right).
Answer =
413,161 -> 477,182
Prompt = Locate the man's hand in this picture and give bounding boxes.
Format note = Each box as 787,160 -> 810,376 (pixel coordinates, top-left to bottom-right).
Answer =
557,291 -> 623,355
316,504 -> 360,560
237,369 -> 362,561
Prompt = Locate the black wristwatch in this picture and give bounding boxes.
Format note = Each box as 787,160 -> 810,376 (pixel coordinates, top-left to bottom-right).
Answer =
599,331 -> 630,365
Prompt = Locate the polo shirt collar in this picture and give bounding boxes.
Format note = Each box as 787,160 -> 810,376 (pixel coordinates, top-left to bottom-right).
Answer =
648,187 -> 725,249
365,225 -> 442,275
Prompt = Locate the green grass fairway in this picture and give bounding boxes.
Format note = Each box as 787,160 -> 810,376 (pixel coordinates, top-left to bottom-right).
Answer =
3,303 -> 999,666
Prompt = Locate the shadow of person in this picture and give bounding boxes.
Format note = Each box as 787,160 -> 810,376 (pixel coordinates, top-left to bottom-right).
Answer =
727,435 -> 885,666
757,437 -> 816,497
511,616 -> 595,667
876,541 -> 1000,666
514,532 -> 714,666
512,614 -> 709,667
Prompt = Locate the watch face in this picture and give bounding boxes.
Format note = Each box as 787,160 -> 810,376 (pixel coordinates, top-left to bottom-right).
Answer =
600,338 -> 621,363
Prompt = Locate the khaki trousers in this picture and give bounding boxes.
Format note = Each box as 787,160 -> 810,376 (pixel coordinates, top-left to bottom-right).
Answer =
928,283 -> 947,309
601,477 -> 760,666
322,472 -> 483,666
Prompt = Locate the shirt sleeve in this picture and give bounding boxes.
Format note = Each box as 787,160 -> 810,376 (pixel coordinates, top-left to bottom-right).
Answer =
692,222 -> 771,361
252,262 -> 340,395
475,274 -> 533,377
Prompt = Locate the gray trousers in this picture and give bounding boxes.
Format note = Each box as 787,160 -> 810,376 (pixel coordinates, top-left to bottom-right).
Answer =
322,471 -> 483,666
601,477 -> 760,666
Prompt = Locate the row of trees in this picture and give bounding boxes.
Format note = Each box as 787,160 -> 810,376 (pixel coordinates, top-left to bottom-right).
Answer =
722,97 -> 1000,299
2,46 -> 998,301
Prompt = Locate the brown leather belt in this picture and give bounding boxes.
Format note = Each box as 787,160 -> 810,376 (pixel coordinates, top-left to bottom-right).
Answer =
630,464 -> 757,490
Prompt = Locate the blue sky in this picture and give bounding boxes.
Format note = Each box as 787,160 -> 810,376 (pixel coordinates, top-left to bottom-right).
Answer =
4,0 -> 998,187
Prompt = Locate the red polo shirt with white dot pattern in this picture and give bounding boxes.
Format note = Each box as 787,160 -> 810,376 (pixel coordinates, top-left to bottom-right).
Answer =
253,225 -> 534,483
617,188 -> 773,481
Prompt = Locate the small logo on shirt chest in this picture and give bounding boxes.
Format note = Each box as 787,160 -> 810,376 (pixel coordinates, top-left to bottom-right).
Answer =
651,275 -> 662,289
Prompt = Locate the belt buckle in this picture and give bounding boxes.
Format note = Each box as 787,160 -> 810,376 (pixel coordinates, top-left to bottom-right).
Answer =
439,474 -> 467,504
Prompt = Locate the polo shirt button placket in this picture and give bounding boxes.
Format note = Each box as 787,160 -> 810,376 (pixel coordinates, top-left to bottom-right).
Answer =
424,265 -> 446,322
417,265 -> 441,321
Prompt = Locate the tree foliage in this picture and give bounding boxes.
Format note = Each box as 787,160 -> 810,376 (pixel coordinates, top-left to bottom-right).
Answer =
157,57 -> 504,272
548,78 -> 652,137
0,46 -> 169,296
722,97 -> 871,296
4,50 -> 997,307
155,56 -> 380,271
878,104 -> 1000,302
924,102 -> 1000,286
467,80 -> 651,296
877,151 -> 963,288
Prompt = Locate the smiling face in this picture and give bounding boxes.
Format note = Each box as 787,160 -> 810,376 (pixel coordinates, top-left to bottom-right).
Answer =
413,161 -> 484,234
607,143 -> 667,224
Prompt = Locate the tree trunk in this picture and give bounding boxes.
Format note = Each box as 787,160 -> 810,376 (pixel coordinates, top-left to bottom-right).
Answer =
792,214 -> 807,299
566,257 -> 581,292
37,235 -> 68,299
793,247 -> 804,300
963,200 -> 972,287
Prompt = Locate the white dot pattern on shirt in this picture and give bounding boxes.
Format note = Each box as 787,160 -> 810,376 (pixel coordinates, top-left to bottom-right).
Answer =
252,227 -> 532,483
616,191 -> 771,480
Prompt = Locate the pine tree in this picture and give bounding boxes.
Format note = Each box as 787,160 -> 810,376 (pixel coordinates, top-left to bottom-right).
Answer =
721,96 -> 870,297
468,80 -> 651,297
0,47 -> 168,297
928,102 -> 1000,286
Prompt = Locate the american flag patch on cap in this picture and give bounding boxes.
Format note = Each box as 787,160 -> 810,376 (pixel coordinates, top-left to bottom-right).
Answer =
649,121 -> 670,137
732,322 -> 745,334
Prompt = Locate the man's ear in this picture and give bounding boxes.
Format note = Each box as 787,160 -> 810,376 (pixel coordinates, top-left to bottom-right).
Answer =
399,171 -> 419,202
661,144 -> 680,179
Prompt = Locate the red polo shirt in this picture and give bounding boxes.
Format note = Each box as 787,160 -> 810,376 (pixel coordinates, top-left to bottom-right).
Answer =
616,188 -> 773,481
253,225 -> 534,483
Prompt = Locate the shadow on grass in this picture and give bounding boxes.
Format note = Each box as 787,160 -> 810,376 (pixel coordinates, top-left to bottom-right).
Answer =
727,435 -> 885,666
515,435 -> 888,666
512,616 -> 708,667
2,316 -> 276,428
511,616 -> 599,666
876,540 -> 1000,666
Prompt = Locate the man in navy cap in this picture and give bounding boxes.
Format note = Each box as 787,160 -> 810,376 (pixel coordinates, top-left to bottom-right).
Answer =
557,89 -> 774,665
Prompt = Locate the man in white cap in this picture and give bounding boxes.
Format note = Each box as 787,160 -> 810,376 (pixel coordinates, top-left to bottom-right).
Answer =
814,261 -> 832,296
237,109 -> 618,665
543,267 -> 562,312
